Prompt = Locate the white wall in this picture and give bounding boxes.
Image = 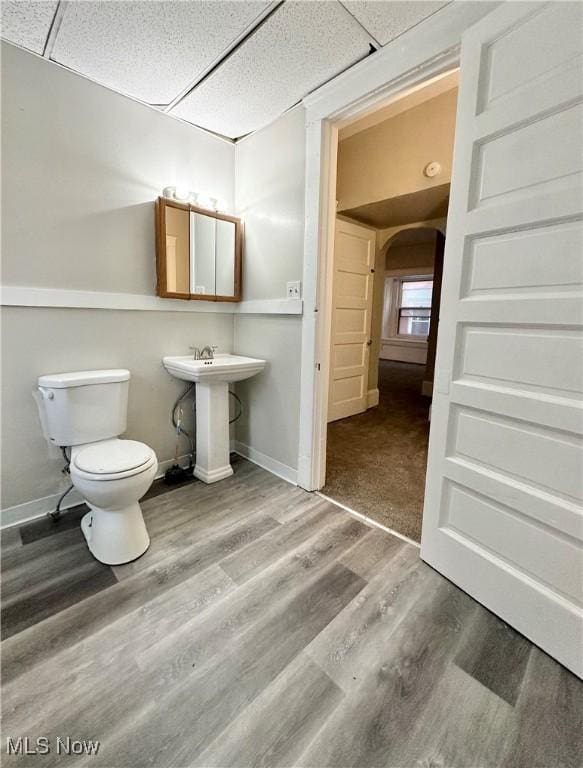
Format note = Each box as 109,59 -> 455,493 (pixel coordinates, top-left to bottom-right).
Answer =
234,106 -> 306,478
0,43 -> 236,521
235,106 -> 305,301
0,45 -> 307,519
1,43 -> 234,293
379,341 -> 427,365
233,315 -> 302,480
1,307 -> 233,511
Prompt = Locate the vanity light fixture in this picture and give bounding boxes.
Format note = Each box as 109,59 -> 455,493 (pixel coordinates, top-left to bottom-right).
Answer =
174,186 -> 191,203
161,185 -> 193,204
196,193 -> 215,210
161,186 -> 227,213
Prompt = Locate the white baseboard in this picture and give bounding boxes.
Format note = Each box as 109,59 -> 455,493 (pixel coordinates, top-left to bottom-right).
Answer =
0,453 -> 193,530
232,441 -> 297,485
1,446 -> 298,529
0,487 -> 86,529
367,388 -> 379,408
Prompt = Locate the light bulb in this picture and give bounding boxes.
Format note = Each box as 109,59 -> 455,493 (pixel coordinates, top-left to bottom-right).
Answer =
174,186 -> 191,203
197,193 -> 213,209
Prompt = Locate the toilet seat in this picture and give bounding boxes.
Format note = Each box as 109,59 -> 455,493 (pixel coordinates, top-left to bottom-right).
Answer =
73,440 -> 157,481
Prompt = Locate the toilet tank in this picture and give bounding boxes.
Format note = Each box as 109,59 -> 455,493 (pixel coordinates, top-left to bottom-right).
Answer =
36,369 -> 130,447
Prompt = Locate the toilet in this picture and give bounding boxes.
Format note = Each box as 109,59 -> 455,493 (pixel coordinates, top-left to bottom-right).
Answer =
35,369 -> 157,565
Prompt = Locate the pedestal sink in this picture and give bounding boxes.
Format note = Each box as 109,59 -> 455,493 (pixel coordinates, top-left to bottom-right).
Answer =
162,354 -> 266,483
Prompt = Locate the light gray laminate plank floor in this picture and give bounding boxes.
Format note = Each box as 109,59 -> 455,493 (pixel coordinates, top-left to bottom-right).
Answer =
1,456 -> 582,767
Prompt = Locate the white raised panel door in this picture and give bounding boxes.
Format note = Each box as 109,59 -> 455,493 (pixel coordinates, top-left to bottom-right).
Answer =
421,1 -> 583,677
328,219 -> 376,422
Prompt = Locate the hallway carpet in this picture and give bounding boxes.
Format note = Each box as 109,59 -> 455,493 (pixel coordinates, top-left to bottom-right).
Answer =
323,360 -> 430,542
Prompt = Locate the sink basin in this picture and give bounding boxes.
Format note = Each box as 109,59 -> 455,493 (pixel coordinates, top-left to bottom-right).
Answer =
163,354 -> 265,383
162,353 -> 266,485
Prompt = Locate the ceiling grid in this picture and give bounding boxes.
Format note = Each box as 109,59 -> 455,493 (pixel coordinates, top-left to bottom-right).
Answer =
0,0 -> 452,140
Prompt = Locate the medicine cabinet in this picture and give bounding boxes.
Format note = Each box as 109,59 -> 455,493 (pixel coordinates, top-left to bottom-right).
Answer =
155,197 -> 242,302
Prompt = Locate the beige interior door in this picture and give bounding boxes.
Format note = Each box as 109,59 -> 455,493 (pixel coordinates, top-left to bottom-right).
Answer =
328,218 -> 376,422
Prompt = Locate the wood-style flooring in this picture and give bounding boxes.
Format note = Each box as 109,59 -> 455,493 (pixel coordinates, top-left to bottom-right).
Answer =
1,456 -> 582,767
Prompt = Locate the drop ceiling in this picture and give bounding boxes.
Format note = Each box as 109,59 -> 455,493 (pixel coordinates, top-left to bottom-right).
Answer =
0,0 -> 452,140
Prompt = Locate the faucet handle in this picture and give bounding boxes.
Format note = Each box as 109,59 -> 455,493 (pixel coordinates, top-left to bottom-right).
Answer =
189,345 -> 201,360
211,345 -> 218,354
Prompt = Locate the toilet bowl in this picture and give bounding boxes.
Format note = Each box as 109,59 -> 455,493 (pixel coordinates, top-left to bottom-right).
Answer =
35,368 -> 157,566
71,438 -> 157,565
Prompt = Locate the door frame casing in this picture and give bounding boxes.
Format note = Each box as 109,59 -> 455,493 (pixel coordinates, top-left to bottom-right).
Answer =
297,2 -> 499,490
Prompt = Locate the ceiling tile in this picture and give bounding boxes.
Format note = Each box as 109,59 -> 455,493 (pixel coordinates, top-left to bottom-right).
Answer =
342,1 -> 450,46
50,0 -> 271,105
0,1 -> 58,54
171,0 -> 374,139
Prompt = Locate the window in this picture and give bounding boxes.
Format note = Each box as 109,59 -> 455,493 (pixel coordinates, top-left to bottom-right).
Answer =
397,279 -> 433,337
381,274 -> 434,342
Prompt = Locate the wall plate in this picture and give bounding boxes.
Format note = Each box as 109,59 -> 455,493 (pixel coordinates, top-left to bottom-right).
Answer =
286,281 -> 301,299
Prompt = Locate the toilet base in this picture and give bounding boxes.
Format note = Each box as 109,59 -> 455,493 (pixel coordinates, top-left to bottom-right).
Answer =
81,503 -> 150,565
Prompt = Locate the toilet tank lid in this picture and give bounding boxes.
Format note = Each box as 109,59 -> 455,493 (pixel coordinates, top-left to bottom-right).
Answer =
38,369 -> 130,389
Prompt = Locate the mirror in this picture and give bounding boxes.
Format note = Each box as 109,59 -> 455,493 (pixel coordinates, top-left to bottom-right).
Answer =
162,204 -> 190,296
191,211 -> 216,296
156,197 -> 241,301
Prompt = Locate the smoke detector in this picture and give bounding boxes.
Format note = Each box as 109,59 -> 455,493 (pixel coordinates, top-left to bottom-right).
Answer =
424,161 -> 442,178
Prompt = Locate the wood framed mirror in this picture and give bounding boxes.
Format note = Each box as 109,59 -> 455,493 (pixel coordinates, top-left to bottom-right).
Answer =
156,197 -> 242,301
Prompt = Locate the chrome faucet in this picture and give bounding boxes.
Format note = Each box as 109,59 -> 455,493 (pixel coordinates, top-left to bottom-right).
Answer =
189,345 -> 217,360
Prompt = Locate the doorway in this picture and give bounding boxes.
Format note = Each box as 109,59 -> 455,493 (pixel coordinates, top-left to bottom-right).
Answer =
299,0 -> 582,678
321,74 -> 456,542
324,358 -> 430,541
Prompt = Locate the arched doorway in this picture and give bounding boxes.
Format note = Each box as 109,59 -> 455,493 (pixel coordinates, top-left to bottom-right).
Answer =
378,225 -> 445,396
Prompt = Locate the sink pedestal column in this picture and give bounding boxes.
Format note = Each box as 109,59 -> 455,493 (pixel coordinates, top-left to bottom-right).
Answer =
193,381 -> 234,484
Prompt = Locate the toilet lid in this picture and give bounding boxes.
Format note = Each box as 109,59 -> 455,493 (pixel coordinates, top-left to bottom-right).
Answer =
74,440 -> 154,475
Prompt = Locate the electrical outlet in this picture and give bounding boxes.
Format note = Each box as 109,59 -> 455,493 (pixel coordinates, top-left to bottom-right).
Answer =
286,281 -> 301,299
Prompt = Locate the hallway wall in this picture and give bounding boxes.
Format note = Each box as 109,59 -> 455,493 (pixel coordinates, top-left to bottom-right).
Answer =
336,88 -> 457,212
